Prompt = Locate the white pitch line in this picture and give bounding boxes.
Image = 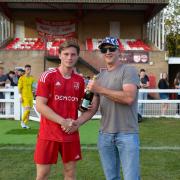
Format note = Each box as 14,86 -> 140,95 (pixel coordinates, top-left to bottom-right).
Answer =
0,146 -> 180,151
82,146 -> 180,151
140,146 -> 180,150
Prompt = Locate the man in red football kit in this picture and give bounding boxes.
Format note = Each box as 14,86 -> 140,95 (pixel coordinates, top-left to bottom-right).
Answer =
34,40 -> 88,180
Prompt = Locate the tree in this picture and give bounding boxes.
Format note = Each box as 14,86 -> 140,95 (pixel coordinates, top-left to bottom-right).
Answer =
164,0 -> 180,35
164,0 -> 180,56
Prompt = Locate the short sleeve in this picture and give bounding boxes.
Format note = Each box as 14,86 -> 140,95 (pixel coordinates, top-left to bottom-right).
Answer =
36,72 -> 51,98
123,66 -> 140,87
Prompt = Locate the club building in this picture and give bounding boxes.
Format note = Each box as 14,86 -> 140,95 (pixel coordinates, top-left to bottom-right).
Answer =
0,0 -> 176,87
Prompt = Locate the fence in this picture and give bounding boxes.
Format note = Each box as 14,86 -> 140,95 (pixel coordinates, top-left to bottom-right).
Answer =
138,89 -> 180,118
0,87 -> 20,120
0,88 -> 180,121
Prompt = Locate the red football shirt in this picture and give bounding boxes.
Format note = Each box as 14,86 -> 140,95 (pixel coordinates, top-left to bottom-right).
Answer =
36,68 -> 85,142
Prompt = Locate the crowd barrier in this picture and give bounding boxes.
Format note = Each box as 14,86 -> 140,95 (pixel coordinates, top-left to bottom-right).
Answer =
0,88 -> 180,121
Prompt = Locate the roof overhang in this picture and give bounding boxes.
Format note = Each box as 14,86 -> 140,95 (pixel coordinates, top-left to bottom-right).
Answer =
1,2 -> 169,12
0,1 -> 169,21
0,0 -> 169,3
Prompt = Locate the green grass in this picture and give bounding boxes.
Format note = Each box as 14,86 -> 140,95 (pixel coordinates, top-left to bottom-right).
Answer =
0,120 -> 39,145
6,128 -> 38,135
1,118 -> 180,147
0,149 -> 180,180
0,119 -> 100,145
140,118 -> 180,146
0,118 -> 180,179
141,150 -> 180,180
0,149 -> 105,180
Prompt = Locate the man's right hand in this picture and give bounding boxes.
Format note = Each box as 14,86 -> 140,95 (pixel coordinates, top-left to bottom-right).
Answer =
61,118 -> 74,131
68,120 -> 81,134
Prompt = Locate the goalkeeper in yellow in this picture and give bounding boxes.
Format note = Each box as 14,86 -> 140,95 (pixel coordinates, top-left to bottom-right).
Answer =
18,64 -> 36,129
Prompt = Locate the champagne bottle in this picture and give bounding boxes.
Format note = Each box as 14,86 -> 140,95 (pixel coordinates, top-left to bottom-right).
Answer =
80,76 -> 96,111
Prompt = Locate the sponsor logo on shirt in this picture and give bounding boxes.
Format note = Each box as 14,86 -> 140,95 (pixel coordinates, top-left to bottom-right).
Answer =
55,95 -> 78,102
73,82 -> 80,90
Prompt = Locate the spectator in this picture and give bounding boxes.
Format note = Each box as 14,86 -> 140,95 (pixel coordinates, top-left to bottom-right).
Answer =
0,67 -> 8,98
0,67 -> 8,113
84,76 -> 90,86
14,68 -> 25,82
174,72 -> 180,116
13,68 -> 20,85
17,69 -> 25,78
7,71 -> 17,86
158,72 -> 169,116
138,68 -> 150,118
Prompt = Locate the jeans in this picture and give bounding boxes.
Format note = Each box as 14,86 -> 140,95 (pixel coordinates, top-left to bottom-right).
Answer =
138,91 -> 148,116
98,131 -> 140,180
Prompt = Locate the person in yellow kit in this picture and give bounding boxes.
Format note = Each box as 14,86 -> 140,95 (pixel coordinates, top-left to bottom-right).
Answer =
18,64 -> 36,129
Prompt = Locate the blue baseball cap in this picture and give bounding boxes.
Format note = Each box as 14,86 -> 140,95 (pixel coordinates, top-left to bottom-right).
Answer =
98,37 -> 119,49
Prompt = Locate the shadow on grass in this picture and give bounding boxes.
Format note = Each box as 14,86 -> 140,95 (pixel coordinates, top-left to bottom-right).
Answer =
6,129 -> 38,135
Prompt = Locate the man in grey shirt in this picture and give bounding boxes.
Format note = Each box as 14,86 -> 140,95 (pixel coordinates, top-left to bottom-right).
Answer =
94,37 -> 140,180
63,37 -> 140,180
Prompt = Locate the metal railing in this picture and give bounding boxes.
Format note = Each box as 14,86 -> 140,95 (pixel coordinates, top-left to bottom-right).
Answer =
0,88 -> 180,121
0,87 -> 21,120
138,89 -> 180,118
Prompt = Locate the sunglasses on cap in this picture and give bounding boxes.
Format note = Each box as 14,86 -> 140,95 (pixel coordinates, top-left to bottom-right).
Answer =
100,47 -> 118,54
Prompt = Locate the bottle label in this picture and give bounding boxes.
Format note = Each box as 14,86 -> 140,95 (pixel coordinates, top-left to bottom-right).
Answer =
81,99 -> 90,108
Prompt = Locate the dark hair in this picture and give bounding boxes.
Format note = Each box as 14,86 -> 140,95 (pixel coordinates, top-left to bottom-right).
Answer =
176,72 -> 180,80
8,71 -> 15,75
25,64 -> 31,68
59,39 -> 80,55
140,69 -> 145,72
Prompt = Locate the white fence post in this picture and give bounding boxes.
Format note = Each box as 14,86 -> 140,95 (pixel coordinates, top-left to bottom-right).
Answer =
14,86 -> 21,120
4,90 -> 11,115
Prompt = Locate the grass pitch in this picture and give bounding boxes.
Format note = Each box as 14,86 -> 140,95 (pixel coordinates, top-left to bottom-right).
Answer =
0,118 -> 180,179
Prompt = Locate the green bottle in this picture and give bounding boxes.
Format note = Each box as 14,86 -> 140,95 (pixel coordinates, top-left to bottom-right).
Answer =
80,76 -> 96,111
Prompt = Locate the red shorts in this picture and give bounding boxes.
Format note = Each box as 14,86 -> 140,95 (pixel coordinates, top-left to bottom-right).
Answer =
34,138 -> 82,164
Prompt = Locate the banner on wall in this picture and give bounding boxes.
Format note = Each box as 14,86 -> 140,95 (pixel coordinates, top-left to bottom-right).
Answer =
86,38 -> 149,63
119,51 -> 149,63
36,18 -> 76,39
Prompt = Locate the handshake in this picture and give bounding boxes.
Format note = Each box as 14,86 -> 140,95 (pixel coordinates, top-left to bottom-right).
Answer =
61,118 -> 80,134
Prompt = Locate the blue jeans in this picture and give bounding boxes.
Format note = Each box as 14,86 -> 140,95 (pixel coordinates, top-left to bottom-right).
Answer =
98,131 -> 140,180
138,92 -> 148,116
